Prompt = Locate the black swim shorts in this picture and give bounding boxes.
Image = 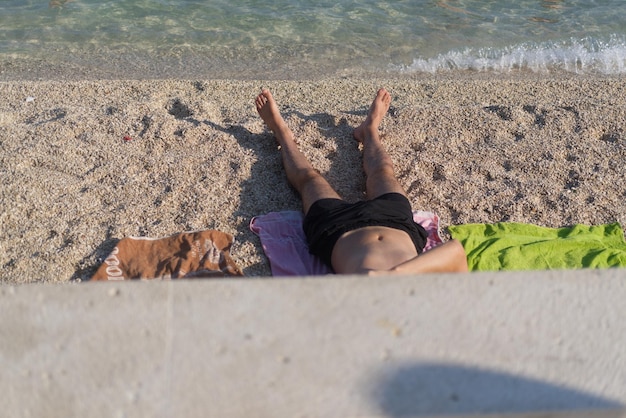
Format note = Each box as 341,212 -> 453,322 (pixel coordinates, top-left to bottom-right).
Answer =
302,192 -> 428,269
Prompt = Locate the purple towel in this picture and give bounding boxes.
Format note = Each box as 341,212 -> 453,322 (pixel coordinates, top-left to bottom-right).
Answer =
250,210 -> 443,276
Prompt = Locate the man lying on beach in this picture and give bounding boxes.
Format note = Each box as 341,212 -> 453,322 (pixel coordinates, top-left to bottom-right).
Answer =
255,87 -> 468,275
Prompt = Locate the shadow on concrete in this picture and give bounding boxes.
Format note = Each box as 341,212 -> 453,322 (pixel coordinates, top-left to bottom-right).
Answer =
368,362 -> 623,417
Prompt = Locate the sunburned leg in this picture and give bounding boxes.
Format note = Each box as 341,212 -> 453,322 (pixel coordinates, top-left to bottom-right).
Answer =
354,88 -> 406,199
255,89 -> 340,214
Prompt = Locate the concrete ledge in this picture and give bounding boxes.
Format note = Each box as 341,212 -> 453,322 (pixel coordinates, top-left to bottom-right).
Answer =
1,269 -> 625,417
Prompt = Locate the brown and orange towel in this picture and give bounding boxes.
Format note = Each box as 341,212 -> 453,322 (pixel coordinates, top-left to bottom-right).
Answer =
91,230 -> 243,281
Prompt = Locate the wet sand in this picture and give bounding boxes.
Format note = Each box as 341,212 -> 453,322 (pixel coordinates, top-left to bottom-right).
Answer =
1,76 -> 624,283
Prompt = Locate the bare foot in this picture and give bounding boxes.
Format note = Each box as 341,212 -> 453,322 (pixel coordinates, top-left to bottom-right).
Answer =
353,88 -> 392,143
255,89 -> 288,134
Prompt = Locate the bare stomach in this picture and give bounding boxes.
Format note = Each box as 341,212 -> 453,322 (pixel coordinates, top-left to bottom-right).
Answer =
330,226 -> 419,274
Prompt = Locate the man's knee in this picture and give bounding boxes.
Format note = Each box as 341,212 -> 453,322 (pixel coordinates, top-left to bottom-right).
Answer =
372,161 -> 396,178
293,167 -> 324,187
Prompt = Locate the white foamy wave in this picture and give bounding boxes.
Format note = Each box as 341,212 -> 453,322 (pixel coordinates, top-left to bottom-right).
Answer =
400,36 -> 626,75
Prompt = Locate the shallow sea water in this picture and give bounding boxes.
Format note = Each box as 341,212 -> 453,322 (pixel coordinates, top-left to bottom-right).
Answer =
1,0 -> 625,79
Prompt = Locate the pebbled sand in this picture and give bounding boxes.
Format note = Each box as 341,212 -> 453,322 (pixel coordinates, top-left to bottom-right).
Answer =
0,76 -> 625,283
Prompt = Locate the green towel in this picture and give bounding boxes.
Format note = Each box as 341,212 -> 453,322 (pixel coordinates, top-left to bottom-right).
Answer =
448,222 -> 626,271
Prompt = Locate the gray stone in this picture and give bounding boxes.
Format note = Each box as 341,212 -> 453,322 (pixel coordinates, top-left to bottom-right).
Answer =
1,270 -> 625,417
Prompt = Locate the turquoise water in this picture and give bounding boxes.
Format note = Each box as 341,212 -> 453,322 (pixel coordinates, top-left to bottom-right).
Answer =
1,0 -> 625,79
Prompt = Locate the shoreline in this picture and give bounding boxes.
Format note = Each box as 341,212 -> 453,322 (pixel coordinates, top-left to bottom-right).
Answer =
3,53 -> 626,82
1,76 -> 625,283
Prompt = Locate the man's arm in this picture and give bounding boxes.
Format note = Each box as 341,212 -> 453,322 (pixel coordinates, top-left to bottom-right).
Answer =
368,239 -> 469,275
